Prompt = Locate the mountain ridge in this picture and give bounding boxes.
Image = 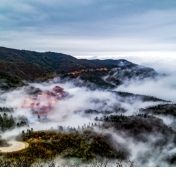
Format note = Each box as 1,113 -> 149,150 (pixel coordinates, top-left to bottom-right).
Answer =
0,46 -> 134,79
0,46 -> 157,89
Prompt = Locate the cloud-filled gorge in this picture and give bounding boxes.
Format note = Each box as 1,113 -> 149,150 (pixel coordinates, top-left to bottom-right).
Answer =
1,58 -> 176,167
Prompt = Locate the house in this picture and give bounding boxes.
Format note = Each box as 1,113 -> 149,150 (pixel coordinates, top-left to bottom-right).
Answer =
75,71 -> 81,74
53,86 -> 64,93
112,67 -> 120,71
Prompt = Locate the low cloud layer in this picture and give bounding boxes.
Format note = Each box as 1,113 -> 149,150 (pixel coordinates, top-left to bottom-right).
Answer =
1,57 -> 176,166
0,76 -> 164,137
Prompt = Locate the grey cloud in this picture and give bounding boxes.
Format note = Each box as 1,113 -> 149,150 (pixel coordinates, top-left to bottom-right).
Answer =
0,0 -> 176,55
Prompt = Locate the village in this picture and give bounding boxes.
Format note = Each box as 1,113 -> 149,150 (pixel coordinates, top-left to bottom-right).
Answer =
22,86 -> 69,114
65,67 -> 121,76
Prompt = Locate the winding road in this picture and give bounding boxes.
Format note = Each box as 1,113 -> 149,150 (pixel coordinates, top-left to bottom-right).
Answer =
0,141 -> 29,153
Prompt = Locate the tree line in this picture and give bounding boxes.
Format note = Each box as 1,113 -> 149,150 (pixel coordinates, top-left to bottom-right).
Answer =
0,107 -> 14,112
0,113 -> 28,132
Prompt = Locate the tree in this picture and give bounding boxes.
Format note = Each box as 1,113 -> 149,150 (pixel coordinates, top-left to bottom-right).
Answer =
9,115 -> 15,127
58,126 -> 63,131
95,117 -> 99,121
3,113 -> 8,120
78,125 -> 80,130
0,115 -> 3,125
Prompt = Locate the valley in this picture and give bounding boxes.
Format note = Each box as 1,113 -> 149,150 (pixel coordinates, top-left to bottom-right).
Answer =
0,47 -> 175,167
1,0 -> 176,170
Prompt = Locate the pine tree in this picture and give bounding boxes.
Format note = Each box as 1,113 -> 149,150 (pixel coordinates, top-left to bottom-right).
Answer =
58,126 -> 63,131
78,125 -> 80,130
0,115 -> 3,126
9,115 -> 15,127
95,117 -> 99,121
3,113 -> 8,121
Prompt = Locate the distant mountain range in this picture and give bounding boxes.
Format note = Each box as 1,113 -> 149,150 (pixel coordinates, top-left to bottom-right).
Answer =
0,46 -> 157,89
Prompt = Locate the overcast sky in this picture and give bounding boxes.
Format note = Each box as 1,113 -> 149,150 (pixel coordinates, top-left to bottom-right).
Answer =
1,0 -> 176,57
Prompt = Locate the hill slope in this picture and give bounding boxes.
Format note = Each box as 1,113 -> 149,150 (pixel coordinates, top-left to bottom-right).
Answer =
0,47 -> 157,89
0,47 -> 137,79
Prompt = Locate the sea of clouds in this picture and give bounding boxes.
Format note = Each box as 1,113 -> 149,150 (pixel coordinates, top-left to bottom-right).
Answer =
1,56 -> 176,166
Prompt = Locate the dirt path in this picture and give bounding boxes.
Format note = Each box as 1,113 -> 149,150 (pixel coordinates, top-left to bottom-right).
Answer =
0,141 -> 29,153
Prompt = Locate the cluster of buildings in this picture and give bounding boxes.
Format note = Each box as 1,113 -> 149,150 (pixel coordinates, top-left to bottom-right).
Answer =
112,67 -> 121,71
22,86 -> 69,114
67,67 -> 108,75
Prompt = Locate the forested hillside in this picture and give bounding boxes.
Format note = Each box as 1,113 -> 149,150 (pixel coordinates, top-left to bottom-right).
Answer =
0,47 -> 124,80
0,47 -> 157,89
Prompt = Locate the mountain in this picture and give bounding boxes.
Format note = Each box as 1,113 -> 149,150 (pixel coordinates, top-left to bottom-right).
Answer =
0,47 -> 140,78
106,65 -> 157,83
0,47 -> 118,80
91,59 -> 136,68
0,46 -> 157,89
